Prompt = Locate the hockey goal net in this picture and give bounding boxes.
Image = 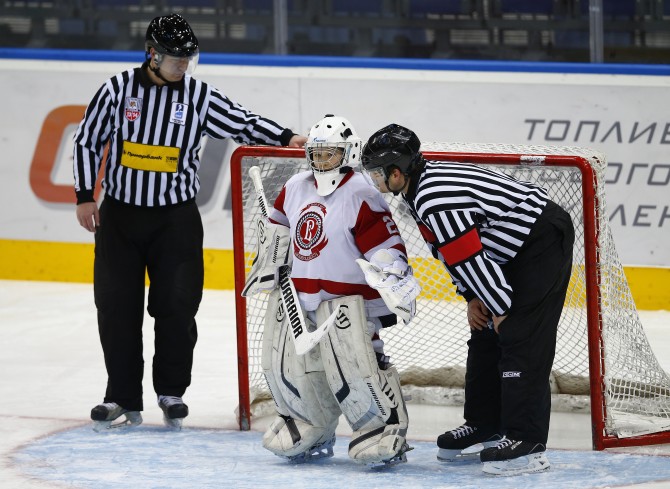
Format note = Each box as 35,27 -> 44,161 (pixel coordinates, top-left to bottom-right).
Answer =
230,143 -> 670,450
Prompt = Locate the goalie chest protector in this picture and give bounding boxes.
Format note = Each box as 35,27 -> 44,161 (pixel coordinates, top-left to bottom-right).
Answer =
269,171 -> 406,317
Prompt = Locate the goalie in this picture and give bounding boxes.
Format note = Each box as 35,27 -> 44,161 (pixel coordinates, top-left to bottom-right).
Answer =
243,115 -> 420,466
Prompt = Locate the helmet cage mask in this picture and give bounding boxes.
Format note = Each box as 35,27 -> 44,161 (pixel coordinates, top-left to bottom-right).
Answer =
305,115 -> 362,196
307,144 -> 347,173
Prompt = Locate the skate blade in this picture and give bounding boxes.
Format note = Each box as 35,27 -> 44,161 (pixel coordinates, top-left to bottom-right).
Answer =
482,452 -> 550,476
92,411 -> 143,432
368,443 -> 413,468
437,448 -> 480,463
163,415 -> 184,431
286,445 -> 335,463
286,436 -> 336,463
438,439 -> 500,462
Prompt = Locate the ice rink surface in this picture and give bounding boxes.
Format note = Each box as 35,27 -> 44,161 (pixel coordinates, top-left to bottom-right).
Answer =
2,280 -> 670,489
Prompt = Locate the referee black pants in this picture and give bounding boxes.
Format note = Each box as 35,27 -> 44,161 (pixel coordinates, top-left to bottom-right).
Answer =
463,200 -> 575,444
94,198 -> 204,411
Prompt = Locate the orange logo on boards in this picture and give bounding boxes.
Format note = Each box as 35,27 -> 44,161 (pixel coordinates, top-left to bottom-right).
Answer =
30,105 -> 104,204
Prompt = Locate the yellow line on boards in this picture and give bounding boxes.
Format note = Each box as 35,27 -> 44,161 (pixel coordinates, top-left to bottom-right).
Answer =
0,239 -> 668,310
0,239 -> 235,290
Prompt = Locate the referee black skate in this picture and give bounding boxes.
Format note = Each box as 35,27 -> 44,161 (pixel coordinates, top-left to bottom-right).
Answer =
361,124 -> 574,476
74,14 -> 306,432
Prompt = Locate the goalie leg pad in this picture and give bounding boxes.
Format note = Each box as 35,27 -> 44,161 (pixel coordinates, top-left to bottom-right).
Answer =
262,415 -> 337,461
317,296 -> 409,464
348,367 -> 410,465
261,290 -> 340,459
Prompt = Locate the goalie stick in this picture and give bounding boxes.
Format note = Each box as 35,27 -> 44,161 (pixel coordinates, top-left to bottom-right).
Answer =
248,166 -> 338,355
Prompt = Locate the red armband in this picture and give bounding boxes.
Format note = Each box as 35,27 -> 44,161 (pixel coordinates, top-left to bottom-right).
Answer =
438,228 -> 483,266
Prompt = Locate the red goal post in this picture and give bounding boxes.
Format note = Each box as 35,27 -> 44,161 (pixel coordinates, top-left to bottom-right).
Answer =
230,143 -> 670,451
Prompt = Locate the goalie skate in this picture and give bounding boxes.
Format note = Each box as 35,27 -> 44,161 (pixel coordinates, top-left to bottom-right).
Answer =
366,442 -> 413,468
91,402 -> 142,432
285,434 -> 336,463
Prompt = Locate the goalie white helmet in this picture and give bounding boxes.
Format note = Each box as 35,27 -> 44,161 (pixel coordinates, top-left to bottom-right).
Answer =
306,114 -> 362,196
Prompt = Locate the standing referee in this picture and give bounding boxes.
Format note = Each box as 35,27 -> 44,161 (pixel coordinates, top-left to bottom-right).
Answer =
74,14 -> 306,431
361,124 -> 574,475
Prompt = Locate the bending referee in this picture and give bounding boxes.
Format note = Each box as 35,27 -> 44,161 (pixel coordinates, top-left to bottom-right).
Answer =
361,124 -> 574,475
73,14 -> 306,431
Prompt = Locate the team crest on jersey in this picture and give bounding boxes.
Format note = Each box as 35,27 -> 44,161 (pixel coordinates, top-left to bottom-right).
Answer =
294,202 -> 328,262
124,97 -> 142,122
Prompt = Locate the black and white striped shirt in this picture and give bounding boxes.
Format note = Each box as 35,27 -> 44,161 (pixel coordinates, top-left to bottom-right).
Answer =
403,160 -> 549,316
73,62 -> 293,207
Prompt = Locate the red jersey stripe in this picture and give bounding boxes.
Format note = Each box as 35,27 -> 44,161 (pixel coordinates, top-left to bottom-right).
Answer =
273,186 -> 287,215
353,201 -> 404,255
292,277 -> 381,300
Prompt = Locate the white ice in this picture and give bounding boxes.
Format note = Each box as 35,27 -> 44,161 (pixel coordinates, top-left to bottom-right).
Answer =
1,280 -> 669,489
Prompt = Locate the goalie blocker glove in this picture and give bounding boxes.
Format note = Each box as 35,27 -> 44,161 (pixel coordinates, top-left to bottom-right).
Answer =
242,217 -> 292,296
356,249 -> 421,324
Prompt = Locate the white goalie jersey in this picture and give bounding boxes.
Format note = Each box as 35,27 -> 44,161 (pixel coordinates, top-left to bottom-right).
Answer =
269,170 -> 408,318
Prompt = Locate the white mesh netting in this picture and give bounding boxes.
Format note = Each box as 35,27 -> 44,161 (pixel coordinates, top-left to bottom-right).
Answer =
234,142 -> 670,442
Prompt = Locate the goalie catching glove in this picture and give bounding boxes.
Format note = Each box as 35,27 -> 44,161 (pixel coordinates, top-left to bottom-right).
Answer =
356,249 -> 421,325
242,217 -> 292,297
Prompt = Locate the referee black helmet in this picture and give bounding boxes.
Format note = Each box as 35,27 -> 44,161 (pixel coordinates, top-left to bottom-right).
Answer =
145,14 -> 199,58
361,123 -> 423,177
